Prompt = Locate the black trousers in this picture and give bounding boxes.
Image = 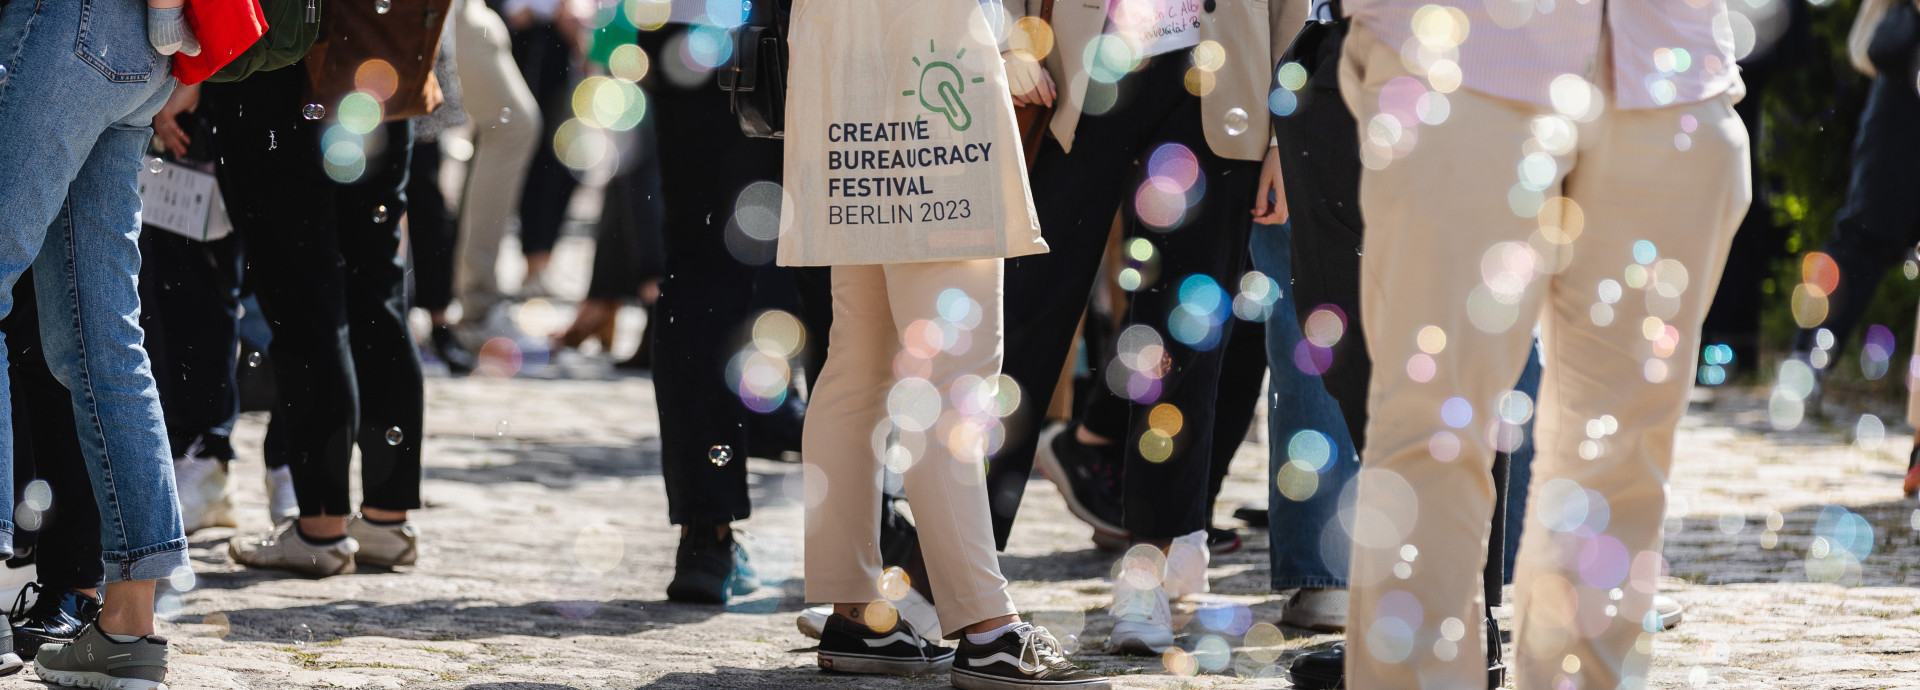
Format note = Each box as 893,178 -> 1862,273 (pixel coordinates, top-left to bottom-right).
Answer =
5,271 -> 103,591
511,22 -> 579,258
1793,63 -> 1920,356
204,66 -> 424,517
1205,315 -> 1266,514
987,55 -> 1259,544
408,141 -> 459,313
642,27 -> 831,526
139,231 -> 243,462
586,125 -> 666,302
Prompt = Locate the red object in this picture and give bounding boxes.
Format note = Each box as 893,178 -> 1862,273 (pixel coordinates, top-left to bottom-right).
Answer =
171,0 -> 269,85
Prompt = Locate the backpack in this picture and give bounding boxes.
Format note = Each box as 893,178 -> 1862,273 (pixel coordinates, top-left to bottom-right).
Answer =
207,0 -> 323,83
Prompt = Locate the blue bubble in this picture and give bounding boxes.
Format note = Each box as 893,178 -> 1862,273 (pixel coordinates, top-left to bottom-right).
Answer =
1632,240 -> 1657,265
1269,88 -> 1298,117
1440,397 -> 1473,429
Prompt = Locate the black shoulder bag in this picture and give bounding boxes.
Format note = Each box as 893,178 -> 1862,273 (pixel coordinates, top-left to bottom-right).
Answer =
717,0 -> 790,138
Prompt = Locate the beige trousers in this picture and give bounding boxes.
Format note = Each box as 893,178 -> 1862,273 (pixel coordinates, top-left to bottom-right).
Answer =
802,260 -> 1018,639
1339,26 -> 1751,688
450,0 -> 541,322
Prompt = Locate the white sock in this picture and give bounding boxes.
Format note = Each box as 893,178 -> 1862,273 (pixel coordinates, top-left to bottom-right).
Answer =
965,621 -> 1029,645
103,632 -> 143,643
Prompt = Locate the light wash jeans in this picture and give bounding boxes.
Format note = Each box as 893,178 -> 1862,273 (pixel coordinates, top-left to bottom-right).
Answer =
0,0 -> 189,582
1251,222 -> 1356,590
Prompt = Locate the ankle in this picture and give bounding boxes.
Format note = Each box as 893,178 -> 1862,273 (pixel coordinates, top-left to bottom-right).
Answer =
962,614 -> 1019,636
360,507 -> 408,523
1073,425 -> 1112,447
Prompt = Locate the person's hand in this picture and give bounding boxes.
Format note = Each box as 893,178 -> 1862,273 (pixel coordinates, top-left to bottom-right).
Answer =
153,82 -> 201,158
1252,145 -> 1288,225
1003,51 -> 1055,108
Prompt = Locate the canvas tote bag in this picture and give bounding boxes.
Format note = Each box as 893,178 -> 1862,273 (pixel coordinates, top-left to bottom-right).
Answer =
776,0 -> 1048,266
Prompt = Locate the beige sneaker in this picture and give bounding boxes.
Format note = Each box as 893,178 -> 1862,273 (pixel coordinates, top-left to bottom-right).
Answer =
346,515 -> 418,568
228,521 -> 356,577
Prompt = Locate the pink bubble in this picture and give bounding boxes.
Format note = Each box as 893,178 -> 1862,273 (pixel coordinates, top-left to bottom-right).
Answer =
1578,535 -> 1630,589
1293,340 -> 1333,375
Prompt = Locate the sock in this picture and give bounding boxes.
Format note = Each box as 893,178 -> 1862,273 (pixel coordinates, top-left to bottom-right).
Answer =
103,632 -> 143,643
965,621 -> 1029,645
296,527 -> 346,546
146,6 -> 201,56
360,515 -> 407,527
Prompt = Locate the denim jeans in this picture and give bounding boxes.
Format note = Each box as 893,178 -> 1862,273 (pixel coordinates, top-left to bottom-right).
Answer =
0,0 -> 190,582
1250,222 -> 1357,590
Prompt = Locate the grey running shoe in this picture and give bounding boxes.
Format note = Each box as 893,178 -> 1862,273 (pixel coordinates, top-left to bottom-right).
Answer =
33,624 -> 166,690
228,521 -> 357,577
346,515 -> 418,568
0,628 -> 21,676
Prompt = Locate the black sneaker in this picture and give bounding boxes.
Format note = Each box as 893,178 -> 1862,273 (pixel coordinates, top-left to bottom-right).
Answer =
665,526 -> 758,604
1288,641 -> 1507,689
952,623 -> 1108,689
430,324 -> 476,376
1206,526 -> 1242,555
1034,424 -> 1126,540
816,613 -> 952,675
1232,503 -> 1269,527
10,584 -> 101,661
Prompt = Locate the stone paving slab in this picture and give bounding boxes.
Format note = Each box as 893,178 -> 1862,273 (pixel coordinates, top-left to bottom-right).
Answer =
4,370 -> 1916,689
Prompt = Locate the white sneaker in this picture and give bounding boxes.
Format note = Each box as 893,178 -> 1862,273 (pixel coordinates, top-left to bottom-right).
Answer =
265,465 -> 299,526
228,521 -> 357,578
796,605 -> 831,640
173,455 -> 237,534
1652,594 -> 1684,631
1105,580 -> 1174,655
795,587 -> 941,642
1279,587 -> 1348,632
346,515 -> 419,568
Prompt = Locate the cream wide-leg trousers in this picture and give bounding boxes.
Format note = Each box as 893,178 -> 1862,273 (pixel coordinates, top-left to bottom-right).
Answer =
450,0 -> 540,322
803,259 -> 1019,639
1338,25 -> 1751,689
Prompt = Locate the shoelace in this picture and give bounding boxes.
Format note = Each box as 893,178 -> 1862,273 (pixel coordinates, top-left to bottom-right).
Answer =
8,581 -> 43,622
1016,627 -> 1071,674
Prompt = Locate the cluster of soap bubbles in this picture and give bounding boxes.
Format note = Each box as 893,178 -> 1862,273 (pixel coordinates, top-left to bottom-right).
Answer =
1109,324 -> 1170,404
870,290 -> 1020,477
1805,505 -> 1874,585
1134,144 -> 1208,232
725,309 -> 806,413
1292,304 -> 1343,376
311,58 -> 408,182
14,479 -> 49,531
1168,275 -> 1231,351
1697,343 -> 1735,385
1791,252 -> 1839,331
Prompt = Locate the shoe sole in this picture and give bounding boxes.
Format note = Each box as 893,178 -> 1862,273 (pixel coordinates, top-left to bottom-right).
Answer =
32,662 -> 164,690
1033,428 -> 1127,541
816,651 -> 951,675
951,667 -> 1112,689
226,544 -> 355,578
1659,604 -> 1684,631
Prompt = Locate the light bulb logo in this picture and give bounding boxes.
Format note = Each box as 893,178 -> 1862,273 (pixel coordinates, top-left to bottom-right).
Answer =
902,40 -> 986,132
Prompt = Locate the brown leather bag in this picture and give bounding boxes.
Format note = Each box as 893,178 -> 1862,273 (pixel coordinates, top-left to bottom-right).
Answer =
1013,0 -> 1056,167
304,0 -> 455,122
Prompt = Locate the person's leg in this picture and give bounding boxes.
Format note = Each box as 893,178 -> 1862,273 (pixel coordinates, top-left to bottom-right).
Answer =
205,69 -> 361,576
985,62 -> 1183,548
510,22 -> 579,287
1203,314 -> 1266,537
1510,92 -> 1748,689
802,265 -> 892,613
1337,25 -> 1551,688
409,141 -> 456,317
1791,71 -> 1920,361
1501,344 -> 1542,581
452,0 -> 541,324
139,229 -> 242,532
1250,222 -> 1355,594
33,86 -> 189,630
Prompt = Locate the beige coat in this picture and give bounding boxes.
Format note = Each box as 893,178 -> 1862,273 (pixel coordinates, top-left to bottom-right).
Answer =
1012,0 -> 1307,162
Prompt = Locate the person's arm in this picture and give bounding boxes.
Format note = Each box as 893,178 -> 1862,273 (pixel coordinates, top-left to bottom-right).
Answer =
153,83 -> 201,158
1003,0 -> 1056,107
148,0 -> 201,57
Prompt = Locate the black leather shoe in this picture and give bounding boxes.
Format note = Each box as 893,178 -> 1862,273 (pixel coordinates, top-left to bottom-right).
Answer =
1288,641 -> 1507,689
10,584 -> 102,661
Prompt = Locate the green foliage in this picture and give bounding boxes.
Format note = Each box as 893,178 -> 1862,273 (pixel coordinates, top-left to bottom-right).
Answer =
1758,0 -> 1920,400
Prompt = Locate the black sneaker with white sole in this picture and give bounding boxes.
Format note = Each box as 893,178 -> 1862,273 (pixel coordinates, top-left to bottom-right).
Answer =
952,624 -> 1109,689
1034,424 -> 1126,540
817,613 -> 953,675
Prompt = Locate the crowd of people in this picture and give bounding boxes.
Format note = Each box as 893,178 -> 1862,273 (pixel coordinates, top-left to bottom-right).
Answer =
0,0 -> 1908,688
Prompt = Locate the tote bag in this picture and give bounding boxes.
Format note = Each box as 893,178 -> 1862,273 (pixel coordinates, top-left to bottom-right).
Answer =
776,0 -> 1047,267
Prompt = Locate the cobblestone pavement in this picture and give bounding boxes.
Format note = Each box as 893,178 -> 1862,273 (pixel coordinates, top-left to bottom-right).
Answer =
11,326 -> 1920,688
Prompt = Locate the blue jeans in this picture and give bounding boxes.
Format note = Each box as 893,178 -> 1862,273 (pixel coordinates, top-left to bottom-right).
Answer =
0,0 -> 189,582
1251,222 -> 1356,590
